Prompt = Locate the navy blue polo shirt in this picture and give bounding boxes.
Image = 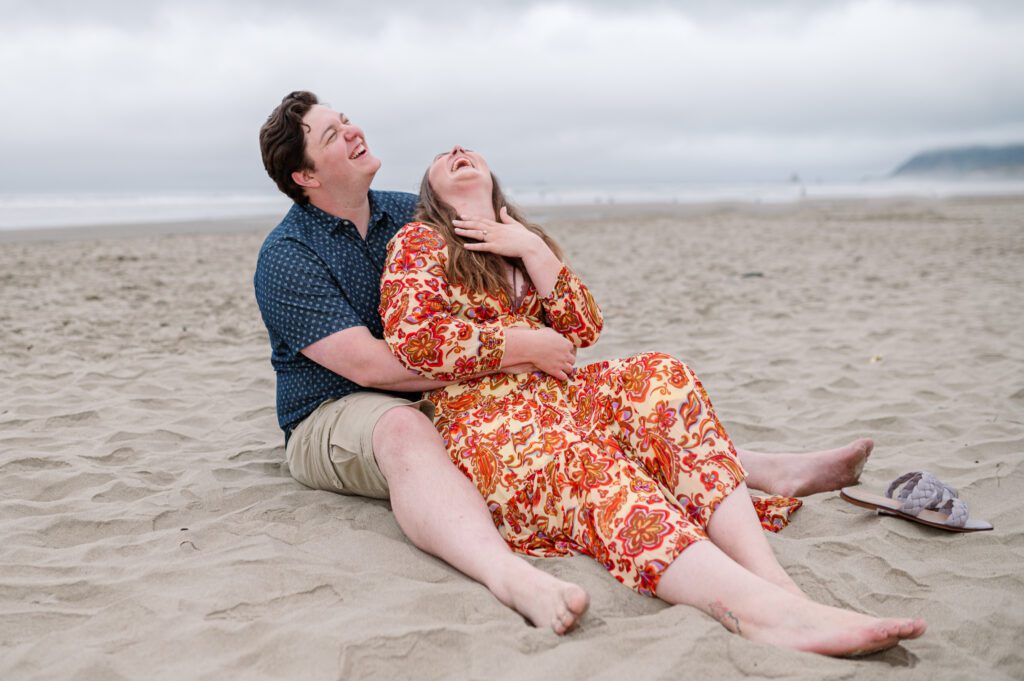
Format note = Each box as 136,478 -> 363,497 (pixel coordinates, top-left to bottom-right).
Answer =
253,190 -> 419,441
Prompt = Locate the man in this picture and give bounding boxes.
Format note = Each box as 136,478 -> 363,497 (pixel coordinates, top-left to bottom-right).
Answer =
253,91 -> 871,635
255,91 -> 588,634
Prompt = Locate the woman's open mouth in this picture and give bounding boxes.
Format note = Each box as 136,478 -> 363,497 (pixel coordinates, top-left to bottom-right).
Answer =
451,157 -> 474,172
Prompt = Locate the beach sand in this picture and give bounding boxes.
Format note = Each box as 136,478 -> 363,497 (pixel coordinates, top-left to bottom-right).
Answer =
1,196 -> 1022,680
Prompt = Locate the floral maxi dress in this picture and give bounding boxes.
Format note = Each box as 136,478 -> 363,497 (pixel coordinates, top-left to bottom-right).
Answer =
381,222 -> 800,595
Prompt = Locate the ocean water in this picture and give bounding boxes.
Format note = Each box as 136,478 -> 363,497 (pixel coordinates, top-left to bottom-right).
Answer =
2,178 -> 1023,231
507,177 -> 1024,207
0,193 -> 292,231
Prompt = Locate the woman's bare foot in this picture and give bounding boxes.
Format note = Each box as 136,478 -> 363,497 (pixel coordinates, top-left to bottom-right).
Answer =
492,561 -> 590,635
741,438 -> 873,497
658,537 -> 926,657
728,593 -> 926,657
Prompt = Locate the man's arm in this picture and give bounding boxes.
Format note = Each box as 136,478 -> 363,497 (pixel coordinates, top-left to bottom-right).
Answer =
302,326 -> 443,392
302,325 -> 572,392
254,237 -> 557,392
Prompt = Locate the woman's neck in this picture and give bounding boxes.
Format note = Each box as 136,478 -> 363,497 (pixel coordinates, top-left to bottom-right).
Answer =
445,192 -> 495,221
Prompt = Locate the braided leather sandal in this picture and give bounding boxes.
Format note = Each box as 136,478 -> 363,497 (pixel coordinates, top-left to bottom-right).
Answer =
840,471 -> 993,532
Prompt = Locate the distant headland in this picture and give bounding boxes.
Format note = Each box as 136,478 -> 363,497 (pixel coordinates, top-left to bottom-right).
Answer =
892,144 -> 1024,178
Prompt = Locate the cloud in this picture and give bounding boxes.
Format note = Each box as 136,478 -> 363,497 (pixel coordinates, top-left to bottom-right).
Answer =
2,0 -> 1022,192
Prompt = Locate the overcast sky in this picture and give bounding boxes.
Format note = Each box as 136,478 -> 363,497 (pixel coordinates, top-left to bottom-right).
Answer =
3,0 -> 1023,194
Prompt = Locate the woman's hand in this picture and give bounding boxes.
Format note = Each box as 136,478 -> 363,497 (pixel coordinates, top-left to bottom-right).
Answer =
453,206 -> 546,260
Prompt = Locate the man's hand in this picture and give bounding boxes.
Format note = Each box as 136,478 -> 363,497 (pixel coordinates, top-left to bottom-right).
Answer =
503,327 -> 577,381
501,362 -> 540,375
525,327 -> 576,381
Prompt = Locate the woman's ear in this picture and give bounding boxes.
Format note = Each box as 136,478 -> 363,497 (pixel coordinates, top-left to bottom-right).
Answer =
291,169 -> 320,190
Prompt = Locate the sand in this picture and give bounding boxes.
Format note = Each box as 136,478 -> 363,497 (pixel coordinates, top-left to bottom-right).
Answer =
1,196 -> 1022,680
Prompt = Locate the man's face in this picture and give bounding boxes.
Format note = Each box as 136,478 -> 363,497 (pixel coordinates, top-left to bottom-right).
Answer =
299,104 -> 381,192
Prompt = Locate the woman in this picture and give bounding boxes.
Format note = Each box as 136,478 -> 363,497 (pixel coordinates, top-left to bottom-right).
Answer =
379,146 -> 926,656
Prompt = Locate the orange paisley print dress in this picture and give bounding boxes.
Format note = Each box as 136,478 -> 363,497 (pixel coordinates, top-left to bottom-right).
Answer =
381,222 -> 801,595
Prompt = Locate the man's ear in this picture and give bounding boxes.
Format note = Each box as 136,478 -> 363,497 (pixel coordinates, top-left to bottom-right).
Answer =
292,168 -> 320,190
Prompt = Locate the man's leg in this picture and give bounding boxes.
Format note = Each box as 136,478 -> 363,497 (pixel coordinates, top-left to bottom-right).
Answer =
737,439 -> 873,497
373,406 -> 589,635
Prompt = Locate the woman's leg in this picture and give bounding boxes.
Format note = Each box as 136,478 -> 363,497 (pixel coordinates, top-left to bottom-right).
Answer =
737,439 -> 873,497
568,441 -> 926,656
573,352 -> 743,497
705,481 -> 803,596
575,352 -> 800,533
659,442 -> 924,656
564,441 -> 708,597
572,354 -> 871,499
571,353 -> 807,590
655,540 -> 926,656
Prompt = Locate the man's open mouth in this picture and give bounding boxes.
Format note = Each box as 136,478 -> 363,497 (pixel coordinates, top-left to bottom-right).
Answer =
349,142 -> 368,160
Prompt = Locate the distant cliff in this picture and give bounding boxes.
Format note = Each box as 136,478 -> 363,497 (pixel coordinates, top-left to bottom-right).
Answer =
892,144 -> 1024,177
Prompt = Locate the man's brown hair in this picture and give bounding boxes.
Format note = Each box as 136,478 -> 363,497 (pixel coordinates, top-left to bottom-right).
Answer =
259,91 -> 319,204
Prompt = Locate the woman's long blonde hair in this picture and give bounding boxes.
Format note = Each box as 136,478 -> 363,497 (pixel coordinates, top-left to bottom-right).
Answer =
415,170 -> 564,299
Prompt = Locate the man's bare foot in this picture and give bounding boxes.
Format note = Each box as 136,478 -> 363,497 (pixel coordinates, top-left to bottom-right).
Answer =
736,595 -> 926,657
492,561 -> 590,635
744,438 -> 873,497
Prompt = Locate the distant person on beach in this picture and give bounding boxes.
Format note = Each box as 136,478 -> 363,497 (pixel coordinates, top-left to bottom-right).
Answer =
253,91 -> 875,637
377,143 -> 927,655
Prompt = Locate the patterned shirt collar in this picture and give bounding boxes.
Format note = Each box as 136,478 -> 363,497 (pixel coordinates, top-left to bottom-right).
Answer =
298,190 -> 393,236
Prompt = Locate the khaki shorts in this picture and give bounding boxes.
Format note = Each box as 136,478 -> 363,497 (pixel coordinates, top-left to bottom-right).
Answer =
286,392 -> 435,499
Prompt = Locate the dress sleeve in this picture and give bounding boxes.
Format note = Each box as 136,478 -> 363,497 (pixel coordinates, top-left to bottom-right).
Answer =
381,222 -> 506,381
540,264 -> 604,348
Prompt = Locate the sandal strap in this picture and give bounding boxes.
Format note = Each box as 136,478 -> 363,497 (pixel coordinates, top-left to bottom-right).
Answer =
885,471 -> 968,528
937,496 -> 969,527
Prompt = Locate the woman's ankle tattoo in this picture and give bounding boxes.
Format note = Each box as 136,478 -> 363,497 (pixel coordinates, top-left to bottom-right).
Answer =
709,600 -> 742,634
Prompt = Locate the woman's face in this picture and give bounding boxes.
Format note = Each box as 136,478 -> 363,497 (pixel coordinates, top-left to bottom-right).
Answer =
428,145 -> 493,203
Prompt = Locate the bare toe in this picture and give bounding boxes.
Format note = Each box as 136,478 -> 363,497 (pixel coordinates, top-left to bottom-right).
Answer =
566,584 -> 590,617
555,585 -> 589,634
850,438 -> 873,478
899,618 -> 927,640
